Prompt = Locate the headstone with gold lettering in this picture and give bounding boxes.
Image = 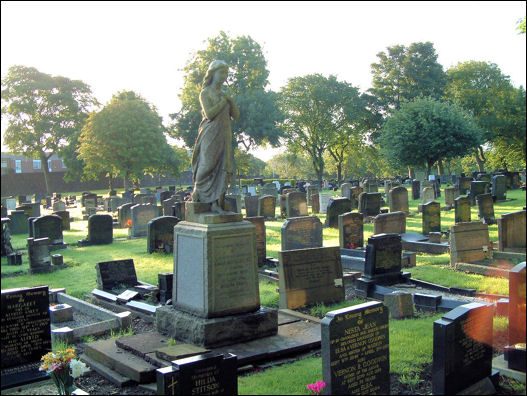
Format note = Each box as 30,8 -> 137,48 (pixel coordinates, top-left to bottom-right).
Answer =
322,301 -> 389,395
1,286 -> 51,389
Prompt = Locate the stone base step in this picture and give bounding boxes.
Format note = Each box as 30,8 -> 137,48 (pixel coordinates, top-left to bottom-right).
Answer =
80,353 -> 134,387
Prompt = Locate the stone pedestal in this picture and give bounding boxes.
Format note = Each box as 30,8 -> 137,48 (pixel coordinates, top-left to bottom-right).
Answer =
156,203 -> 278,347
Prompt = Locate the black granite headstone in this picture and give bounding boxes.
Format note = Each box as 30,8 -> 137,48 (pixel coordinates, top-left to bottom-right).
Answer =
147,216 -> 180,254
95,259 -> 138,291
325,198 -> 352,228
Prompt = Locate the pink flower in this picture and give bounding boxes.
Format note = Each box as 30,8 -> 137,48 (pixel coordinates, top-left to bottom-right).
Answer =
307,381 -> 326,395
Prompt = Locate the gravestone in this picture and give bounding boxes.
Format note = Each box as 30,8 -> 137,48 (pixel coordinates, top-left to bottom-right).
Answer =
7,210 -> 28,234
31,215 -> 64,247
147,216 -> 180,254
491,175 -> 507,202
454,196 -> 471,223
341,183 -> 352,200
244,195 -> 259,217
307,185 -> 319,206
259,183 -> 278,198
247,185 -> 257,196
1,286 -> 51,389
373,211 -> 406,235
411,180 -> 420,200
104,197 -> 124,213
257,195 -> 276,219
52,200 -> 66,212
321,301 -> 389,395
422,201 -> 440,235
389,186 -> 409,213
444,187 -> 459,210
171,202 -> 186,221
27,237 -> 52,273
130,204 -> 158,237
96,259 -> 138,291
470,180 -> 489,206
118,202 -> 134,228
421,187 -> 434,204
432,302 -> 494,394
281,216 -> 322,251
338,212 -> 363,249
278,246 -> 344,309
162,197 -> 180,217
325,197 -> 352,228
349,186 -> 363,210
477,173 -> 491,182
458,176 -> 472,195
156,352 -> 237,395
245,216 -> 266,267
318,193 -> 332,214
476,193 -> 495,225
285,191 -> 308,218
507,262 -> 526,372
498,211 -> 526,253
364,178 -> 378,193
383,291 -> 414,319
52,210 -> 70,231
311,193 -> 320,214
159,190 -> 172,203
82,193 -> 98,208
78,214 -> 113,246
5,197 -> 17,210
158,273 -> 173,304
449,222 -> 491,266
224,194 -> 241,214
358,192 -> 382,217
19,202 -> 40,218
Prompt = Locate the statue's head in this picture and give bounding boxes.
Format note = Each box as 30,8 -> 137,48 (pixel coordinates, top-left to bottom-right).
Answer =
202,60 -> 229,87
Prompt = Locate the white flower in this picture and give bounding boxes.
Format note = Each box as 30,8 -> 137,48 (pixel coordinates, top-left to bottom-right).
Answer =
70,359 -> 89,378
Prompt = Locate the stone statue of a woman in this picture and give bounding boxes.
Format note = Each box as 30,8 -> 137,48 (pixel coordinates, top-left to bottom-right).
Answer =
191,60 -> 240,214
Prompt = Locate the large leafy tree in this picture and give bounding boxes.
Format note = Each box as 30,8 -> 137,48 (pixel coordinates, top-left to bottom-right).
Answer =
169,31 -> 284,151
444,61 -> 524,171
1,65 -> 98,193
78,90 -> 180,189
279,74 -> 367,181
380,98 -> 483,178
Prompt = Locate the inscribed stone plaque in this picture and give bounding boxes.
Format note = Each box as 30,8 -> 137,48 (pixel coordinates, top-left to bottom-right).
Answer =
52,210 -> 70,231
244,195 -> 259,217
278,246 -> 344,309
373,211 -> 406,235
454,196 -> 471,224
389,186 -> 408,213
96,259 -> 138,291
130,204 -> 158,237
449,222 -> 491,266
476,193 -> 495,225
32,215 -> 63,244
281,216 -> 322,251
52,200 -> 66,212
257,195 -> 276,219
245,216 -> 266,267
325,198 -> 352,228
470,181 -> 489,206
498,210 -> 526,252
421,187 -> 434,204
174,221 -> 259,318
358,192 -> 382,217
118,202 -> 134,228
491,175 -> 507,201
87,214 -> 113,245
432,302 -> 493,395
321,301 -> 389,395
147,216 -> 180,254
162,197 -> 180,217
422,201 -> 440,235
7,210 -> 28,235
411,180 -> 420,200
311,193 -> 320,214
338,212 -> 363,249
341,183 -> 352,199
318,193 -> 332,214
349,186 -> 363,210
1,286 -> 51,389
444,187 -> 459,209
285,191 -> 308,218
363,233 -> 402,282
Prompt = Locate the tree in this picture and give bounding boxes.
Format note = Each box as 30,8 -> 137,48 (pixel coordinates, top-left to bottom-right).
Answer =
279,74 -> 367,181
234,149 -> 266,177
444,61 -> 523,171
380,98 -> 483,178
517,17 -> 526,34
1,65 -> 98,194
77,91 -> 179,189
169,31 -> 284,151
263,152 -> 315,179
369,42 -> 446,114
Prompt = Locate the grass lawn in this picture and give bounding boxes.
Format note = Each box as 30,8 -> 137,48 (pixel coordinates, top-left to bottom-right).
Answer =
1,185 -> 525,394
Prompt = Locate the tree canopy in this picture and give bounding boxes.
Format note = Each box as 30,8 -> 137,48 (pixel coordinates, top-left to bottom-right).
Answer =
380,97 -> 483,177
77,90 -> 180,189
1,65 -> 98,193
169,31 -> 284,151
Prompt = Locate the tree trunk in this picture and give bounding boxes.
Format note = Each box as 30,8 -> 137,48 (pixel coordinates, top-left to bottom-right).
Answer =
437,159 -> 444,175
425,161 -> 433,179
123,174 -> 129,190
108,175 -> 113,191
336,163 -> 342,182
39,152 -> 51,195
408,166 -> 415,179
474,146 -> 485,172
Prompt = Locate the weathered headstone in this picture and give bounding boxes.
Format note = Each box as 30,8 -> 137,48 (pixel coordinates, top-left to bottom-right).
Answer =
52,210 -> 71,231
7,210 -> 28,234
27,237 -> 52,273
341,183 -> 352,200
245,216 -> 266,267
118,202 -> 134,228
311,193 -> 320,214
162,197 -> 180,217
470,180 -> 489,206
257,195 -> 276,219
476,193 -> 495,225
498,211 -> 526,253
358,192 -> 382,217
278,246 -> 344,309
373,211 -> 406,235
158,273 -> 173,305
285,191 -> 308,218
421,187 -> 435,205
321,301 -> 389,395
31,215 -> 64,247
224,194 -> 241,213
507,262 -> 526,372
432,302 -> 494,394
449,222 -> 491,266
172,202 -> 186,221
244,195 -> 259,217
307,185 -> 319,207
338,212 -> 363,249
444,187 -> 459,210
281,216 -> 322,251
422,201 -> 440,235
411,180 -> 420,200
52,200 -> 66,212
5,197 -> 17,210
78,214 -> 113,246
454,196 -> 471,223
383,291 -> 414,319
147,216 -> 180,254
325,197 -> 352,228
389,186 -> 409,213
491,175 -> 507,202
458,176 -> 472,195
260,182 -> 278,199
96,259 -> 138,291
349,186 -> 363,210
1,286 -> 51,389
318,193 -> 332,214
130,204 -> 158,237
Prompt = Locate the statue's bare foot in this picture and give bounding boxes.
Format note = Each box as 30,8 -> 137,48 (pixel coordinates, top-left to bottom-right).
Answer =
211,201 -> 228,215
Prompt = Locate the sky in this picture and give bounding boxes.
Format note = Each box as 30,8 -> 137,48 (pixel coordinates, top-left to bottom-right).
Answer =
1,1 -> 526,161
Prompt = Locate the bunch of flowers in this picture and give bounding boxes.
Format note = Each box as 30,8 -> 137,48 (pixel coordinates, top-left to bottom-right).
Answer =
306,380 -> 326,395
125,219 -> 132,228
40,348 -> 89,395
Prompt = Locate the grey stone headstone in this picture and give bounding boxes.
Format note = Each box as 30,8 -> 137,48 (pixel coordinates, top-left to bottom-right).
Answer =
389,186 -> 409,213
476,193 -> 495,225
491,175 -> 507,202
258,195 -> 276,219
130,204 -> 158,237
281,216 -> 322,251
285,192 -> 308,218
245,216 -> 266,267
373,211 -> 406,235
31,215 -> 63,245
349,186 -> 363,210
7,210 -> 28,235
444,187 -> 459,209
422,201 -> 441,235
470,181 -> 489,206
244,195 -> 259,217
117,202 -> 134,228
147,216 -> 180,254
454,196 -> 471,223
338,212 -> 363,249
358,192 -> 382,217
325,197 -> 352,228
318,193 -> 332,214
497,210 -> 526,253
85,214 -> 113,245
